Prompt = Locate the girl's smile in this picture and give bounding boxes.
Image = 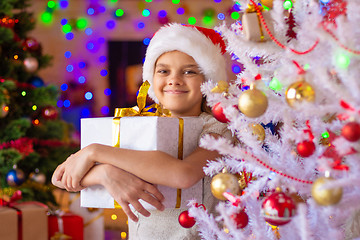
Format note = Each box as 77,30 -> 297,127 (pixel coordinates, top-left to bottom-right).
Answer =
153,50 -> 205,117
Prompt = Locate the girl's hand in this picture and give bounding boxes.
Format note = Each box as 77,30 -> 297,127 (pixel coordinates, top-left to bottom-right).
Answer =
99,164 -> 165,222
52,144 -> 97,191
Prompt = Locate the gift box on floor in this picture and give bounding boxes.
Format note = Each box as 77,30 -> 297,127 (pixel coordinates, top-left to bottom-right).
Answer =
80,116 -> 204,210
242,7 -> 274,42
48,212 -> 83,240
0,203 -> 48,240
0,206 -> 18,240
69,193 -> 104,240
53,190 -> 104,240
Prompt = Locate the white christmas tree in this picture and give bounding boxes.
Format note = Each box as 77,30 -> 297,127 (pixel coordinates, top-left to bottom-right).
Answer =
188,0 -> 360,239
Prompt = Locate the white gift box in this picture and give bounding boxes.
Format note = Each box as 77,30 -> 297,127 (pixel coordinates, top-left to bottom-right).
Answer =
80,116 -> 204,210
242,10 -> 274,42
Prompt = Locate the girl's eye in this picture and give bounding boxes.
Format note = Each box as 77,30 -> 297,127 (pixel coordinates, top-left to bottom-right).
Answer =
184,70 -> 197,75
156,69 -> 168,74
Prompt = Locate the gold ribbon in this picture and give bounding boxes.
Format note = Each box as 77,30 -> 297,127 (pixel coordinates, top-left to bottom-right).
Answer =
175,118 -> 184,208
51,232 -> 72,240
112,81 -> 171,209
245,4 -> 264,13
112,80 -> 170,148
246,4 -> 265,42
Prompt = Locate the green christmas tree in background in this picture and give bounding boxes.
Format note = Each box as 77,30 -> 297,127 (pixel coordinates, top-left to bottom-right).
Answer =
0,0 -> 78,206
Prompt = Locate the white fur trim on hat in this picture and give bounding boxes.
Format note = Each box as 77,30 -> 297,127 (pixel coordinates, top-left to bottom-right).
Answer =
143,23 -> 227,103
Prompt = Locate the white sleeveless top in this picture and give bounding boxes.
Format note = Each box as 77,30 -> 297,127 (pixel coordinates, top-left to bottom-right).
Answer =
128,113 -> 232,240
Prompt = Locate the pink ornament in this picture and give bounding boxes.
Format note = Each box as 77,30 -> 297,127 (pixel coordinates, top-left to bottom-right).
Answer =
261,191 -> 296,226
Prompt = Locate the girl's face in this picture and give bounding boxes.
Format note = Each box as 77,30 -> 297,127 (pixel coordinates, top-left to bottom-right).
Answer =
153,51 -> 205,117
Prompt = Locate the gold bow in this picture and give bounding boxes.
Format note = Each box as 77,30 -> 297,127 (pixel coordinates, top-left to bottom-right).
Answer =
246,4 -> 264,13
114,80 -> 171,118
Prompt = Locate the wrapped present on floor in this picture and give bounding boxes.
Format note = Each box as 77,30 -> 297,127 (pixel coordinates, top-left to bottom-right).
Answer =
53,190 -> 104,240
0,193 -> 48,240
81,80 -> 205,210
48,211 -> 83,240
69,193 -> 104,240
0,206 -> 18,240
242,4 -> 275,42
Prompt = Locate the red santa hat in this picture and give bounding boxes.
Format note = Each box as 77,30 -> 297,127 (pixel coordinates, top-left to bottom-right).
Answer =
142,23 -> 227,103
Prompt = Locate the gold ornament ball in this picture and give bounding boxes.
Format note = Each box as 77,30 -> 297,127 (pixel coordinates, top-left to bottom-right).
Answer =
285,80 -> 315,108
211,172 -> 240,200
261,0 -> 273,8
250,123 -> 265,142
311,177 -> 343,206
238,88 -> 268,118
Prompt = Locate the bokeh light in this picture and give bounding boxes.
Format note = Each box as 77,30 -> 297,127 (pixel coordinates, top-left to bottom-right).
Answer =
142,9 -> 151,17
76,18 -> 88,30
143,38 -> 151,45
78,62 -> 86,68
99,56 -> 107,63
177,8 -> 185,15
63,100 -> 71,108
41,12 -> 52,24
101,106 -> 110,115
217,13 -> 225,20
59,0 -> 69,9
104,88 -> 112,96
64,51 -> 71,58
66,64 -> 74,72
65,32 -> 74,40
106,20 -> 116,29
100,69 -> 108,76
188,17 -> 196,25
115,9 -> 124,17
85,92 -> 93,100
61,83 -> 68,91
78,76 -> 86,83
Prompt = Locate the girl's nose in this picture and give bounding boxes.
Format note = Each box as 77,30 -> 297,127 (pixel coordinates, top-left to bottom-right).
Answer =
168,73 -> 183,85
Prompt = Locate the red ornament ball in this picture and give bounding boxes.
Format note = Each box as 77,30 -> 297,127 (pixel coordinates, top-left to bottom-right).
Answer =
23,37 -> 40,52
341,122 -> 360,142
178,210 -> 196,228
261,191 -> 297,226
297,140 -> 315,157
231,209 -> 249,229
41,106 -> 59,120
212,102 -> 229,123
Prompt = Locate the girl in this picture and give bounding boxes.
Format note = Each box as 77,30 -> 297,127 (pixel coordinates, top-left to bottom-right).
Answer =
52,23 -> 232,239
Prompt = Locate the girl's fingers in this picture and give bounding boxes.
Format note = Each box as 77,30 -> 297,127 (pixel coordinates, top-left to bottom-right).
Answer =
145,184 -> 165,202
140,192 -> 165,211
54,165 -> 64,181
130,200 -> 151,218
118,201 -> 139,222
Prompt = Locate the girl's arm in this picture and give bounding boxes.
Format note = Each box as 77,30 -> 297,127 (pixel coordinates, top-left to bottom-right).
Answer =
52,164 -> 165,222
53,133 -> 220,191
